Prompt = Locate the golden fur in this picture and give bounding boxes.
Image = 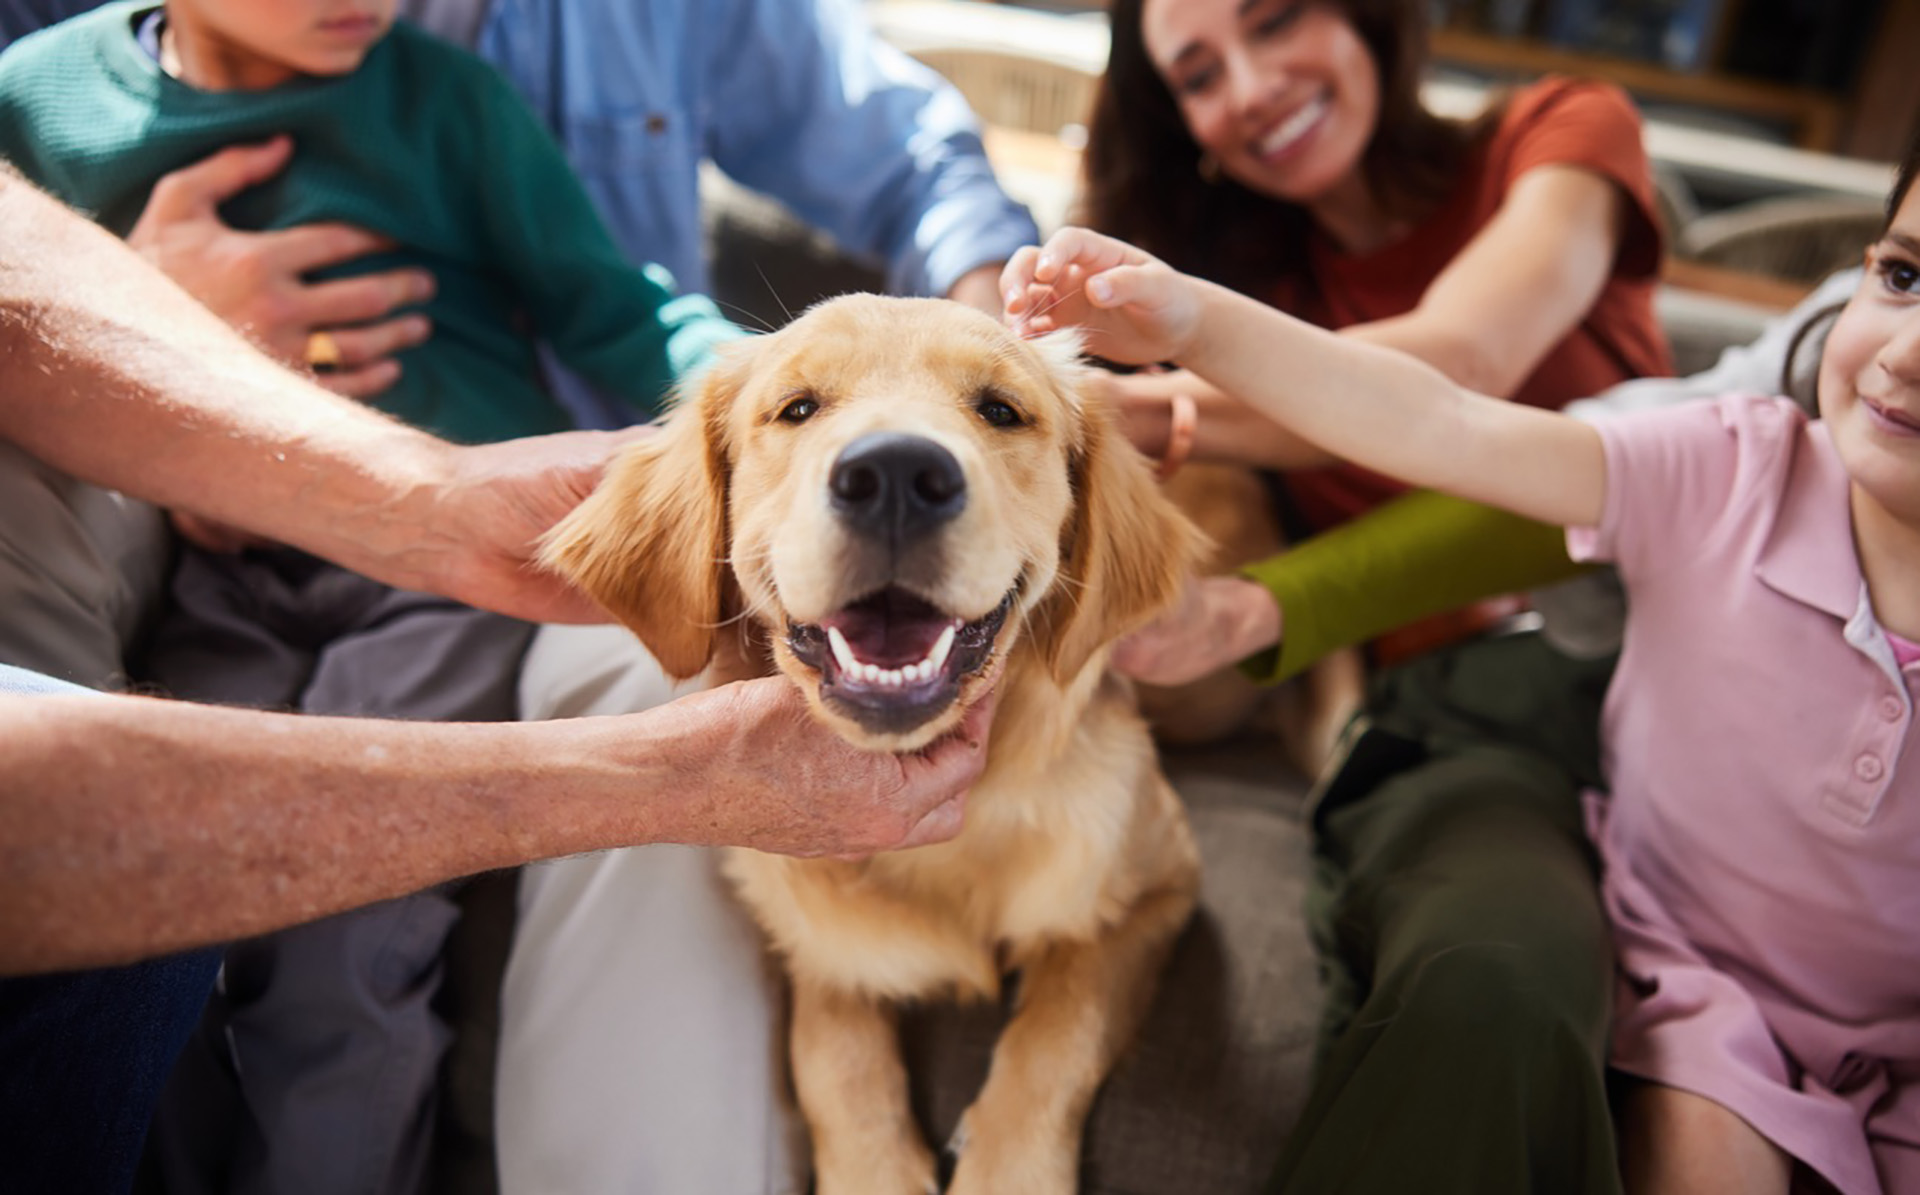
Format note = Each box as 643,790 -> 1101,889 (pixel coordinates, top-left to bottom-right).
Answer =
541,295 -> 1207,1194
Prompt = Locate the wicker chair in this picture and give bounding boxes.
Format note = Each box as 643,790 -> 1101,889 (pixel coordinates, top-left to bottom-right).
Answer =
906,44 -> 1100,143
1678,193 -> 1883,286
1650,161 -> 1701,245
873,0 -> 1107,142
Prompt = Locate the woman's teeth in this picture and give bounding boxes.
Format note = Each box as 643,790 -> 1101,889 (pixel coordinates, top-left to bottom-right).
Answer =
1259,95 -> 1327,158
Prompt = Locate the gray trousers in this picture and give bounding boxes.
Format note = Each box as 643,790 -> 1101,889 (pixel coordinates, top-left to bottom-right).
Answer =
0,440 -> 170,690
140,546 -> 534,1195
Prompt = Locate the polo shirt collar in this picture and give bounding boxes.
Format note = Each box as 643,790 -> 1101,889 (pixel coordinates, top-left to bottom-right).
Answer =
1754,421 -> 1862,621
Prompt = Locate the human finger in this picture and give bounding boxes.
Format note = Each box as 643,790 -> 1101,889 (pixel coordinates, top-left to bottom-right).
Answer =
136,137 -> 294,221
311,314 -> 432,369
313,360 -> 404,400
261,221 -> 405,277
1082,262 -> 1165,311
1032,226 -> 1135,284
286,266 -> 435,331
952,683 -> 1000,745
1000,244 -> 1046,317
892,793 -> 967,851
1112,624 -> 1192,685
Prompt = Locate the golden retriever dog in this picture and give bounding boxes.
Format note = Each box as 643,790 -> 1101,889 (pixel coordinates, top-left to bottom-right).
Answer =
540,294 -> 1207,1194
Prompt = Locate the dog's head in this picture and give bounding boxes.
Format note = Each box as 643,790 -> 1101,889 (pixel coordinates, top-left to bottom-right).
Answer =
541,295 -> 1205,751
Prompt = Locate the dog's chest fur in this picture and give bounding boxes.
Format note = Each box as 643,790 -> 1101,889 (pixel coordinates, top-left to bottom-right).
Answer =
724,663 -> 1184,1004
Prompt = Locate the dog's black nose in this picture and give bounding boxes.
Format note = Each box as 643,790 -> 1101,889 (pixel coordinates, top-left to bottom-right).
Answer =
830,433 -> 967,542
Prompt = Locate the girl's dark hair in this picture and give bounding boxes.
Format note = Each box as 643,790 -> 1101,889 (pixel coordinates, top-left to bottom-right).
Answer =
1082,0 -> 1489,297
1885,127 -> 1920,232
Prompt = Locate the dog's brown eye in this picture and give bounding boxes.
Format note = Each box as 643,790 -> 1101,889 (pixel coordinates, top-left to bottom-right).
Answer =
777,395 -> 819,424
975,396 -> 1024,428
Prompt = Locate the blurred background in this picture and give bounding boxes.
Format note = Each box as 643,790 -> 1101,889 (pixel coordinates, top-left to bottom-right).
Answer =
805,0 -> 1917,374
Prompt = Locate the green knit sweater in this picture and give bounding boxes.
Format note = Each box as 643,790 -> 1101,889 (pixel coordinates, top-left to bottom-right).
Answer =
0,2 -> 740,444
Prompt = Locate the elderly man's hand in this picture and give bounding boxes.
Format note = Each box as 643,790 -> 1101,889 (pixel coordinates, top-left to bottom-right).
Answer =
127,136 -> 436,399
663,678 -> 998,857
364,426 -> 657,626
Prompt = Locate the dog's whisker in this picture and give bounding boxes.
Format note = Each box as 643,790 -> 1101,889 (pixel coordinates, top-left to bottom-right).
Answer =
753,263 -> 797,327
702,583 -> 781,633
713,298 -> 780,336
1029,284 -> 1081,318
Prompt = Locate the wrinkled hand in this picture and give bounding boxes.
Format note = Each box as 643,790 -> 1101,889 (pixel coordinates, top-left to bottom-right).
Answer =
1113,574 -> 1283,686
127,136 -> 435,398
673,679 -> 999,857
1001,228 -> 1202,366
374,426 -> 656,625
326,426 -> 656,626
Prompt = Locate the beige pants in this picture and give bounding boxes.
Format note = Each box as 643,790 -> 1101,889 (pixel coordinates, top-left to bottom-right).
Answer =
495,623 -> 805,1195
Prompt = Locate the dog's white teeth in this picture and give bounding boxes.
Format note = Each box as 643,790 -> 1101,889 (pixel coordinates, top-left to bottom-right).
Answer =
827,626 -> 860,674
829,622 -> 962,686
926,625 -> 957,673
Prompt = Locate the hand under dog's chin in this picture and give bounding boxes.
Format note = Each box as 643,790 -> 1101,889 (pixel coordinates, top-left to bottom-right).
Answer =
786,659 -> 999,753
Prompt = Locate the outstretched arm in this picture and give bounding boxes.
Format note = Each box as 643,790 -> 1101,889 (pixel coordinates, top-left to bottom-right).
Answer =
0,166 -> 624,625
1112,490 -> 1585,687
1004,229 -> 1609,529
0,677 -> 993,974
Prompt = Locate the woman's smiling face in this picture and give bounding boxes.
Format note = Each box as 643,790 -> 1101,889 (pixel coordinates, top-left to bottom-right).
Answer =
1142,0 -> 1379,208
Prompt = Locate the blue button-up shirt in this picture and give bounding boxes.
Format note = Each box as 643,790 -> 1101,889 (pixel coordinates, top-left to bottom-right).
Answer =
1,0 -> 1041,426
475,0 -> 1038,300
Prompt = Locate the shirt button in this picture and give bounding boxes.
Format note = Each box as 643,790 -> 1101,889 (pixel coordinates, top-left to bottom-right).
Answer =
1856,754 -> 1885,783
1884,696 -> 1906,722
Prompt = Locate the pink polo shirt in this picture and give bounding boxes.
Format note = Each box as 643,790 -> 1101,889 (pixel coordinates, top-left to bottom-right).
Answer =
1569,394 -> 1920,1195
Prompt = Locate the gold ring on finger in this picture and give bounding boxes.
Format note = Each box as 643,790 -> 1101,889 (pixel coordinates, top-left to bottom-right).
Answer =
305,330 -> 343,370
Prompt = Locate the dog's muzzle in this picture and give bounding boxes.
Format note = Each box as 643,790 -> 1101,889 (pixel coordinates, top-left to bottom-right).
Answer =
829,433 -> 966,549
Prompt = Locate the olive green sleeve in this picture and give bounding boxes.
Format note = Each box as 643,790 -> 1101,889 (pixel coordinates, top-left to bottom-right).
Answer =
1237,490 -> 1590,684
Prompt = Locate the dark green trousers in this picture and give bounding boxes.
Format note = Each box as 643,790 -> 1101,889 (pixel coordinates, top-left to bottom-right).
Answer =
1269,630 -> 1623,1195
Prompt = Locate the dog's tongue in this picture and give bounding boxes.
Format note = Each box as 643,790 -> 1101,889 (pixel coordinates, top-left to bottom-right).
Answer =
822,589 -> 955,668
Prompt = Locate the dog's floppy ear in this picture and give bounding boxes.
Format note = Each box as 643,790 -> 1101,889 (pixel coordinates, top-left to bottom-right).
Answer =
539,351 -> 745,680
1030,363 -> 1210,686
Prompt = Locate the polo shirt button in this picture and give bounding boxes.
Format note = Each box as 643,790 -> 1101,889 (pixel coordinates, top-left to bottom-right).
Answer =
1856,754 -> 1885,782
1884,696 -> 1905,722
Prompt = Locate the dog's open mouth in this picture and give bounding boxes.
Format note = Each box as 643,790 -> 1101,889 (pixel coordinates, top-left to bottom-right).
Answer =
787,587 -> 1014,734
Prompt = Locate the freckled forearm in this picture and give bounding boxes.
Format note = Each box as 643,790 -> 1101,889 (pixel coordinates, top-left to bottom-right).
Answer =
0,168 -> 456,562
0,694 -> 696,974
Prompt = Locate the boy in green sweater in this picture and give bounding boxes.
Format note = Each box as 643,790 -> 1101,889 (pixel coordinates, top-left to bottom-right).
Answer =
0,1 -> 743,1189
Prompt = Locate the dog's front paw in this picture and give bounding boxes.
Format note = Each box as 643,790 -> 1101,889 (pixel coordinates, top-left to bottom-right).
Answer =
943,1106 -> 1077,1195
813,1139 -> 940,1195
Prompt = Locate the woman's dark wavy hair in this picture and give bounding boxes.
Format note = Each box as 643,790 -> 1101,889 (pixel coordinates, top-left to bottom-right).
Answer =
1082,0 -> 1490,298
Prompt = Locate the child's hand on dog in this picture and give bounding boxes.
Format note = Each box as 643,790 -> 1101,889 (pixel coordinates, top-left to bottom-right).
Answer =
1001,228 -> 1204,367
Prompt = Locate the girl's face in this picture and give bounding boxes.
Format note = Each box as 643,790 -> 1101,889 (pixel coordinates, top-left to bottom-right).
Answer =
167,0 -> 397,90
1820,183 -> 1920,523
1141,0 -> 1379,207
